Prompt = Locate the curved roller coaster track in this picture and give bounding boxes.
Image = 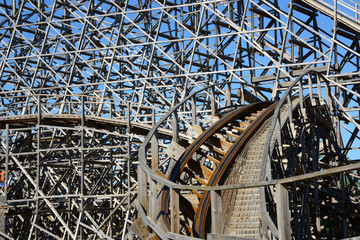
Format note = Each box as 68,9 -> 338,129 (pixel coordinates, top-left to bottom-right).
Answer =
0,0 -> 360,239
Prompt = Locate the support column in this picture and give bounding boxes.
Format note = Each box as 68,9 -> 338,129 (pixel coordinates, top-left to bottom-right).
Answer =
138,149 -> 147,210
35,96 -> 41,240
127,102 -> 131,209
172,111 -> 179,143
150,111 -> 159,221
276,183 -> 291,240
0,196 -> 7,240
170,188 -> 180,234
211,190 -> 223,234
80,96 -> 85,240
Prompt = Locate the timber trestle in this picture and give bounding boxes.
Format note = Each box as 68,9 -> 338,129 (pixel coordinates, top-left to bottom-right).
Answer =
1,0 -> 360,239
137,71 -> 360,239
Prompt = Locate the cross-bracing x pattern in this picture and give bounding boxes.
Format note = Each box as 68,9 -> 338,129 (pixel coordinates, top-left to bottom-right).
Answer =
0,0 -> 359,239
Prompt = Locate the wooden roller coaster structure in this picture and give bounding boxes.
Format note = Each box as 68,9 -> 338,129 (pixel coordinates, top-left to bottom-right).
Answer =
137,72 -> 360,239
0,0 -> 359,239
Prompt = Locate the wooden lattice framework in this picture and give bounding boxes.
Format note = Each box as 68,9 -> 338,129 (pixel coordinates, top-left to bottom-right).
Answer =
0,0 -> 359,239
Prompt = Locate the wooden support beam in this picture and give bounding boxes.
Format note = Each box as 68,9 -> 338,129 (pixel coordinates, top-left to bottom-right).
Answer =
170,188 -> 180,234
278,162 -> 360,184
149,178 -> 158,221
275,183 -> 291,240
207,234 -> 253,239
134,200 -> 167,240
138,154 -> 147,210
167,232 -> 202,239
0,196 -> 7,236
211,190 -> 223,234
252,66 -> 327,83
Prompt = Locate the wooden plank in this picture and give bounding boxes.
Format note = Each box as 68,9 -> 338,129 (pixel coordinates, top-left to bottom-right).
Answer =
141,159 -> 360,192
170,188 -> 180,234
145,216 -> 167,240
275,183 -> 291,240
186,159 -> 213,180
191,189 -> 203,199
200,165 -> 214,180
207,233 -> 260,239
211,190 -> 223,234
134,200 -> 167,239
182,194 -> 199,206
165,141 -> 186,160
149,178 -> 158,221
0,114 -> 193,141
207,155 -> 220,165
213,146 -> 226,155
278,162 -> 360,185
252,66 -> 327,83
194,175 -> 209,186
167,232 -> 202,239
225,131 -> 239,139
294,0 -> 360,34
138,160 -> 148,210
151,129 -> 159,170
0,196 -> 7,237
219,138 -> 232,151
292,4 -> 317,16
129,218 -> 150,239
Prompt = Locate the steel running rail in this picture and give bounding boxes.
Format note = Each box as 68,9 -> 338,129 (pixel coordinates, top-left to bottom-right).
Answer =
160,101 -> 274,234
137,74 -> 304,239
193,102 -> 278,238
137,70 -> 360,239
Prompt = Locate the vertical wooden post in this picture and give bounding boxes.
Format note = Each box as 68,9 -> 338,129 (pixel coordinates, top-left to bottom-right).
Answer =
5,124 -> 9,202
172,110 -> 179,143
109,148 -> 113,236
299,79 -> 305,116
211,85 -> 216,116
225,82 -> 231,106
149,110 -> 159,220
192,97 -> 196,127
138,149 -> 147,211
2,125 -> 8,240
0,196 -> 5,239
151,111 -> 159,170
37,95 -> 41,125
276,116 -> 282,155
109,101 -> 112,118
316,74 -> 322,100
80,96 -> 85,240
308,73 -> 315,105
276,183 -> 291,240
240,84 -> 245,105
211,190 -> 223,234
149,178 -> 157,221
127,102 -> 131,209
170,188 -> 180,233
287,94 -> 293,125
36,118 -> 41,240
